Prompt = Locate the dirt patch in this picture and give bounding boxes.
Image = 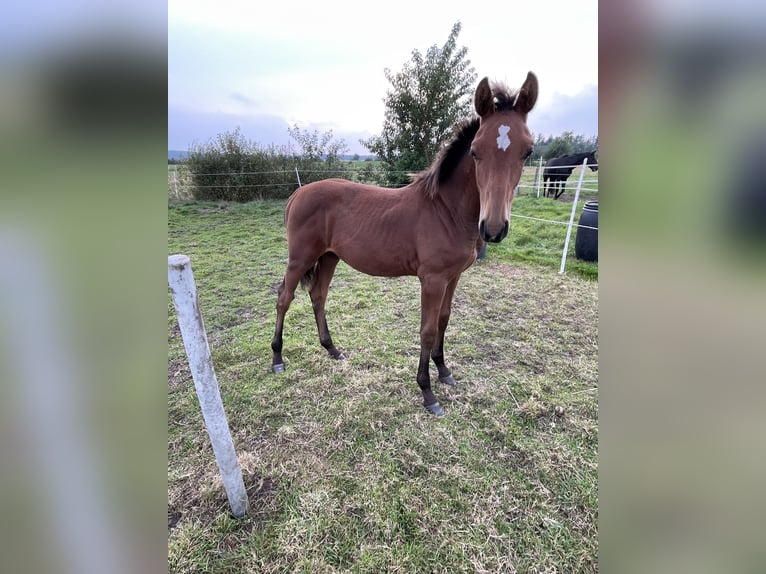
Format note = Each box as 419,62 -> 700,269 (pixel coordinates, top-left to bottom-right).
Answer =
539,191 -> 584,203
167,507 -> 182,532
483,262 -> 527,277
168,474 -> 279,535
214,305 -> 258,331
246,477 -> 278,526
168,358 -> 191,390
168,322 -> 181,341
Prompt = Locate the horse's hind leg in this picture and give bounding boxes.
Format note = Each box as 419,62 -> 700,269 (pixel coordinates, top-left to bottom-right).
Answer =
309,252 -> 345,360
271,260 -> 308,373
431,277 -> 459,387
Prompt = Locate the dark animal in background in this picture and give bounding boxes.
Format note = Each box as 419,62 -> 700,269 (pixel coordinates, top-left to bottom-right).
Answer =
726,131 -> 766,243
543,150 -> 598,199
270,73 -> 539,416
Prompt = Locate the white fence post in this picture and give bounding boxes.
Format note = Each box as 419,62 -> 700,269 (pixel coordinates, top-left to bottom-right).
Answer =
173,171 -> 178,198
536,157 -> 543,198
168,254 -> 249,518
295,167 -> 302,187
559,158 -> 588,274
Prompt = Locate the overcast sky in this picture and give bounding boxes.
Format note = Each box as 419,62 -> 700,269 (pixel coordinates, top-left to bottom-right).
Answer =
168,0 -> 598,154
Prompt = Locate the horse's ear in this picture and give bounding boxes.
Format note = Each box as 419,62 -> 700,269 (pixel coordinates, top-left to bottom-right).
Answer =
514,71 -> 538,116
474,77 -> 493,118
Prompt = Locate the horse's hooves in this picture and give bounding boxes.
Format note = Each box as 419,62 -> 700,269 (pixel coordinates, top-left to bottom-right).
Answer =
439,374 -> 457,386
425,402 -> 445,417
333,353 -> 346,361
271,363 -> 285,374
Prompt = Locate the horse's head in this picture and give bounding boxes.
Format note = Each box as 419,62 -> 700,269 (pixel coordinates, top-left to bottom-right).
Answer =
472,73 -> 538,243
587,150 -> 599,171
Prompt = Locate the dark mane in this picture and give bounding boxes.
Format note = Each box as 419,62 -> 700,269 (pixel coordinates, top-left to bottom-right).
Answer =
414,118 -> 480,199
414,82 -> 518,199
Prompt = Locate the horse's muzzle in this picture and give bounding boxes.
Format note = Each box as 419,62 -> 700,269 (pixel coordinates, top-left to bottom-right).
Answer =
480,220 -> 509,243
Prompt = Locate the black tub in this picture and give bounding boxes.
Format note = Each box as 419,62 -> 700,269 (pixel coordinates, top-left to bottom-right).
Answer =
575,200 -> 598,262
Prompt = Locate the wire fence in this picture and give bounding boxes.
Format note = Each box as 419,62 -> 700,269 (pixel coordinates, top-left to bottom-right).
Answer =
168,163 -> 598,199
168,159 -> 598,273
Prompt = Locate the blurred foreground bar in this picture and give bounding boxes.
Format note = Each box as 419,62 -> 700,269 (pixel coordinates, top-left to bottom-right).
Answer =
601,1 -> 766,572
0,3 -> 167,573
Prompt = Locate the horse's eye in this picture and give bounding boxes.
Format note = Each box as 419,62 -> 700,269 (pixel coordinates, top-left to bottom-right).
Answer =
470,149 -> 478,160
524,148 -> 533,159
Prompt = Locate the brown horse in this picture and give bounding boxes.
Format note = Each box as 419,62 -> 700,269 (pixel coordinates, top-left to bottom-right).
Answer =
271,73 -> 538,416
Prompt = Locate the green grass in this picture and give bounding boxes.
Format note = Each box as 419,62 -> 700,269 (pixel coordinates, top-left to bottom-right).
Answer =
500,195 -> 599,280
168,200 -> 598,573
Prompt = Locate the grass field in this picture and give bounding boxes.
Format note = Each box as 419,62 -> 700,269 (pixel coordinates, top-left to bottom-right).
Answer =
168,199 -> 598,573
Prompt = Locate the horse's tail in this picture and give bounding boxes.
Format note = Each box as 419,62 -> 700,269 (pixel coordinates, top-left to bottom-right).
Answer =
300,262 -> 318,291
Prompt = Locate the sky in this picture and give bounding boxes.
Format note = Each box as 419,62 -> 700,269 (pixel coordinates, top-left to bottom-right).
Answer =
168,0 -> 598,155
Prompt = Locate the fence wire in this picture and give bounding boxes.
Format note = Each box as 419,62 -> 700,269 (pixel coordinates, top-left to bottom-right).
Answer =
168,165 -> 599,233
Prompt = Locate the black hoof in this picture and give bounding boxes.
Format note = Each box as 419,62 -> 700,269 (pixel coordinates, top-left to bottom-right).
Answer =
439,374 -> 457,386
425,402 -> 444,416
271,363 -> 285,374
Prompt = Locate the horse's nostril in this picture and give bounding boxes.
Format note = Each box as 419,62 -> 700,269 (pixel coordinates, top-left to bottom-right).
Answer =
480,220 -> 508,242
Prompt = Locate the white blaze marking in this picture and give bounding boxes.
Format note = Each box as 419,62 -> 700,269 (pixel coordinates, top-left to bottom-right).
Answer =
497,125 -> 511,151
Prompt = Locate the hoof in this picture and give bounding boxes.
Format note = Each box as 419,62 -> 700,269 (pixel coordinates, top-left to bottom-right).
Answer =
439,374 -> 457,386
271,363 -> 285,374
332,353 -> 346,361
424,402 -> 444,417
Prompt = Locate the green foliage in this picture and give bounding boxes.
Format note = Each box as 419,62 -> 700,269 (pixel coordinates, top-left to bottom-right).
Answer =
287,124 -> 348,163
356,160 -> 388,187
495,196 -> 599,280
533,131 -> 599,162
187,126 -> 352,201
361,22 -> 477,186
543,136 -> 575,160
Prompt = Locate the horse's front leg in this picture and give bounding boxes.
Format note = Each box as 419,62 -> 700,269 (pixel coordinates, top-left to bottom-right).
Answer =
417,276 -> 448,416
431,276 -> 460,387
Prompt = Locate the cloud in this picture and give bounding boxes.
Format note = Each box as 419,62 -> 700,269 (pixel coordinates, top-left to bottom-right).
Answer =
530,85 -> 598,137
168,107 -> 290,150
169,85 -> 599,155
229,92 -> 257,107
168,106 -> 375,155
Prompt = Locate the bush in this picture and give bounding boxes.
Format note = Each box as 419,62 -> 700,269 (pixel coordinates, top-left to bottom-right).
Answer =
187,127 -> 352,201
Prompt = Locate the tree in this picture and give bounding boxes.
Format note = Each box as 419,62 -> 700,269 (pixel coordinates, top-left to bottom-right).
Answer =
544,132 -> 576,160
186,126 -> 352,202
531,132 -> 599,162
361,22 -> 477,185
288,124 -> 348,164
